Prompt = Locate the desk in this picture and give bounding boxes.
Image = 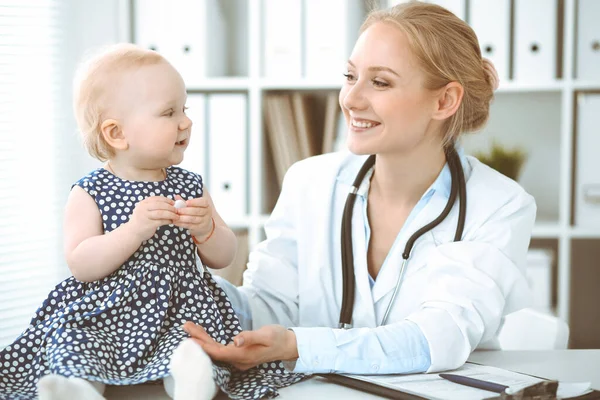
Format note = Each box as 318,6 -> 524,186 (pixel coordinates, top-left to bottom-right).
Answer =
104,350 -> 600,399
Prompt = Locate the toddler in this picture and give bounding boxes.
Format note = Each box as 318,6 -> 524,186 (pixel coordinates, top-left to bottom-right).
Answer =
0,43 -> 303,400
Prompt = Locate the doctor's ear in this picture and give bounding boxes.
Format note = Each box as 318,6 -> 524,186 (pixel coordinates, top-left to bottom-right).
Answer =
432,82 -> 464,121
100,119 -> 128,151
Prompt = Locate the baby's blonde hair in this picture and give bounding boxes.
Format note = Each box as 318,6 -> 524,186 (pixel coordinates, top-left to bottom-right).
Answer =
72,43 -> 166,161
362,1 -> 495,144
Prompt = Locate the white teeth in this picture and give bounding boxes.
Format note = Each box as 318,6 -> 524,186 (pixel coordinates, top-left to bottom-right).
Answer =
351,119 -> 376,128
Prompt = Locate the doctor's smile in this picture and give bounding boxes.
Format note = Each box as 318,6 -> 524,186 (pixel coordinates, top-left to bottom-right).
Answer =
350,117 -> 381,131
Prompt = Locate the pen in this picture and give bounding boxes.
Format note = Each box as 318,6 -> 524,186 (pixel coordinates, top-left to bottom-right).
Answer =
439,373 -> 509,393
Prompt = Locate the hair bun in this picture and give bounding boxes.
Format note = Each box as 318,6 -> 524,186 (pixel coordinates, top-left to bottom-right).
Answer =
482,58 -> 500,91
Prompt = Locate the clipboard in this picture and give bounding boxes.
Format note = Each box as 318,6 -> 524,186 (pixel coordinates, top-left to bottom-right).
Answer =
317,373 -> 427,399
317,362 -> 600,400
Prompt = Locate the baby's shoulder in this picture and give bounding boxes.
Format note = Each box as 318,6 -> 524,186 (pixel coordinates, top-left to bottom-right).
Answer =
72,168 -> 112,195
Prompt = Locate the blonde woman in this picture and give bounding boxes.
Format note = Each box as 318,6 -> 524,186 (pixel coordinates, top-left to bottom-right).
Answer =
0,44 -> 303,400
184,1 -> 535,376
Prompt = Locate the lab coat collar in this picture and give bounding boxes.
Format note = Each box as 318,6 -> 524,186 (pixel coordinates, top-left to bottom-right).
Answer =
336,146 -> 468,201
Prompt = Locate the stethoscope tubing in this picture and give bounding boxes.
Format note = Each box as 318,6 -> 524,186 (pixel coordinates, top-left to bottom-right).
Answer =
339,145 -> 467,328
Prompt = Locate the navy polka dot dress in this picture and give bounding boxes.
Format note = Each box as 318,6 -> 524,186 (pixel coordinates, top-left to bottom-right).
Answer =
0,167 -> 305,400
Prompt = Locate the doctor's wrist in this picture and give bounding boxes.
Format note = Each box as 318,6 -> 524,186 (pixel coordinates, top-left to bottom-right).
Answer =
283,329 -> 299,361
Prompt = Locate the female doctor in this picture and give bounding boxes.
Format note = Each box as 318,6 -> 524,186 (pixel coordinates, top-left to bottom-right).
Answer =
184,1 -> 536,375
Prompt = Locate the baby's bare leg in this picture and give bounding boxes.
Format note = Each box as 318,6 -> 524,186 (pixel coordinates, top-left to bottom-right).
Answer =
169,338 -> 218,400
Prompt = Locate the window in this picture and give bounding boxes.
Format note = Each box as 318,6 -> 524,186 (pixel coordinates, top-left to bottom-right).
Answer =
0,0 -> 69,347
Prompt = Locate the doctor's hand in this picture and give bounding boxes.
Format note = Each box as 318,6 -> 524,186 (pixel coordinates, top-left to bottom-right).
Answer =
182,322 -> 299,371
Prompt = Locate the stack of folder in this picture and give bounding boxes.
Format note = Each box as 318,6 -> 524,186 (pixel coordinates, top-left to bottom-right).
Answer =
263,91 -> 346,187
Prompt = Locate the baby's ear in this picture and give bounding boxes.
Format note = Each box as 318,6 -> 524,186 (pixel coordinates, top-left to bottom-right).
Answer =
100,119 -> 128,151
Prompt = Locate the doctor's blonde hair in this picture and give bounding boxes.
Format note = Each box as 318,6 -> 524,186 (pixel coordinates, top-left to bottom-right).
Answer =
362,1 -> 496,144
72,43 -> 167,161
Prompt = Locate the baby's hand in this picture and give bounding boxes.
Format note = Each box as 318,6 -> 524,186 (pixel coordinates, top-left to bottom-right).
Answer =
128,196 -> 179,241
172,195 -> 214,241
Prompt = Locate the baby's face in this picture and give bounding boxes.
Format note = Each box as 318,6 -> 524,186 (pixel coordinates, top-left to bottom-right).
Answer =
111,62 -> 191,169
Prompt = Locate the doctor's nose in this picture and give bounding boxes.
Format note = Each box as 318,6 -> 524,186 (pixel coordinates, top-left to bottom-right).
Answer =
342,84 -> 369,112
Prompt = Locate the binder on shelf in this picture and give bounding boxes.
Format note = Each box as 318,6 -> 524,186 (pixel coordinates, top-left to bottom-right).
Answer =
304,0 -> 364,79
206,94 -> 248,222
263,93 -> 302,186
469,0 -> 511,82
322,91 -> 341,154
133,0 -> 227,84
179,94 -> 207,175
513,0 -> 557,82
575,93 -> 600,228
264,95 -> 289,184
576,0 -> 600,80
291,93 -> 318,159
275,94 -> 302,168
333,111 -> 347,153
262,0 -> 302,78
133,0 -> 165,55
525,249 -> 553,313
387,0 -> 466,20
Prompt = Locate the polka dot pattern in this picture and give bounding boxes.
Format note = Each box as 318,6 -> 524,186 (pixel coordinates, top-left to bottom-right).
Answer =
0,167 -> 305,400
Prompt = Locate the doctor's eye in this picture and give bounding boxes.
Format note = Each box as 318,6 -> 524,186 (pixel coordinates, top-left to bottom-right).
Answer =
372,79 -> 390,88
343,73 -> 356,83
163,109 -> 175,117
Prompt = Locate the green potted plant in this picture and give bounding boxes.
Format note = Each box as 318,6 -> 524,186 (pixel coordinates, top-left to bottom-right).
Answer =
473,141 -> 528,181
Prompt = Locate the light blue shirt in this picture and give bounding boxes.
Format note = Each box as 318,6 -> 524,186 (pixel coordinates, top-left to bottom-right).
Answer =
215,150 -> 464,375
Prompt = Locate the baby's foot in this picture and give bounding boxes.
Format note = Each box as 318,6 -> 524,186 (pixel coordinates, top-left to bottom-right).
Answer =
169,338 -> 218,400
38,374 -> 105,400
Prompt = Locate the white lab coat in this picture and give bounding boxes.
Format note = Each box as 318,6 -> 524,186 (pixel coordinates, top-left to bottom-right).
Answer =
237,150 -> 536,372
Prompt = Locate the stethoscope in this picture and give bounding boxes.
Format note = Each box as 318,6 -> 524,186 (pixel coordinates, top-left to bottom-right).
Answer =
339,145 -> 467,329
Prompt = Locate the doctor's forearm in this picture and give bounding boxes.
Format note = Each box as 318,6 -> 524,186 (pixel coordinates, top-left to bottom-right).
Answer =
289,321 -> 431,374
212,275 -> 253,330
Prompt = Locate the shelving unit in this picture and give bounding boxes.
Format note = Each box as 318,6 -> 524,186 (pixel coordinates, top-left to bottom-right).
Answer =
117,0 -> 600,348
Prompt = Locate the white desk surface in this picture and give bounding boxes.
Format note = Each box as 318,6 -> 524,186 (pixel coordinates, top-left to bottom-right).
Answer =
104,350 -> 600,399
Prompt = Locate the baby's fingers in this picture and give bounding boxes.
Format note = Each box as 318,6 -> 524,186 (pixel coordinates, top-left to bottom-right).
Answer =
148,209 -> 179,221
176,207 -> 210,218
183,197 -> 209,208
143,196 -> 175,206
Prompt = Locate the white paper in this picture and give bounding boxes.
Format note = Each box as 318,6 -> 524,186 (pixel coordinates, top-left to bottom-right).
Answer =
344,363 -> 590,400
558,382 -> 592,399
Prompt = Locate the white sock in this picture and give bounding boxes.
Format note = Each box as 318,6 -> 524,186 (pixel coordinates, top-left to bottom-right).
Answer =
38,374 -> 106,400
163,375 -> 175,399
169,339 -> 218,400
